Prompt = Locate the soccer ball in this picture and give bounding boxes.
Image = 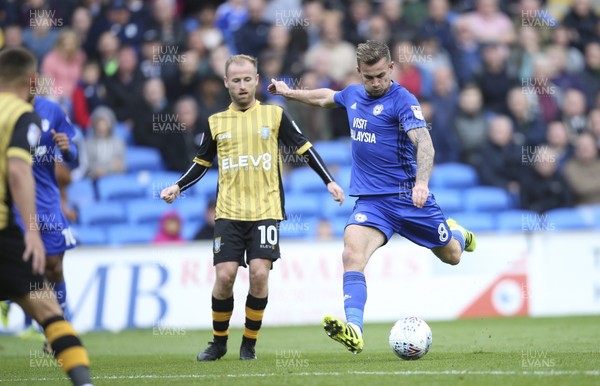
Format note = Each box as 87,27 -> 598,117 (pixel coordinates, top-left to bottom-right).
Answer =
389,317 -> 432,360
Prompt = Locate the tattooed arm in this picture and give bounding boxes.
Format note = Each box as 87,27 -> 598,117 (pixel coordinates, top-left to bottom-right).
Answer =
407,127 -> 435,208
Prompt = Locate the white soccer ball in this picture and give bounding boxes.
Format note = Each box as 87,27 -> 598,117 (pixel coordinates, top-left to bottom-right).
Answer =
389,317 -> 432,360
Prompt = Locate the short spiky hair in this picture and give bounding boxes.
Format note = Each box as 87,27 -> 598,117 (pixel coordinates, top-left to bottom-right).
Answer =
0,47 -> 37,87
225,54 -> 258,76
356,40 -> 391,66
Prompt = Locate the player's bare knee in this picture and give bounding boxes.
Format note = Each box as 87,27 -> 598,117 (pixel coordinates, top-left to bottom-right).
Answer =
17,291 -> 62,324
215,269 -> 236,290
45,255 -> 63,283
342,246 -> 359,268
249,281 -> 268,296
249,268 -> 268,288
45,266 -> 63,284
433,246 -> 461,266
445,252 -> 460,266
441,247 -> 461,265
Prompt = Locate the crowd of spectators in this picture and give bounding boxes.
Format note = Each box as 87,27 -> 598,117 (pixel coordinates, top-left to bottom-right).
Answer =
1,0 -> 599,217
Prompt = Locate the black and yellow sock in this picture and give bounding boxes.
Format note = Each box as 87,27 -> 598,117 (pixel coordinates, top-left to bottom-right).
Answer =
243,294 -> 268,344
42,315 -> 91,386
212,296 -> 233,344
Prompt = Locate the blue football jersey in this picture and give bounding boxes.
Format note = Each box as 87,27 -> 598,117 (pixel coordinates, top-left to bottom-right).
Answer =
334,81 -> 427,196
13,97 -> 79,253
31,96 -> 78,212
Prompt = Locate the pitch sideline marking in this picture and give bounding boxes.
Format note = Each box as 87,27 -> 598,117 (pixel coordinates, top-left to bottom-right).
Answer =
1,370 -> 599,382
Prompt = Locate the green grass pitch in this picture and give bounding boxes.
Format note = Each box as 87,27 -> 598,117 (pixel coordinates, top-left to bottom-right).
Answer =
1,316 -> 599,385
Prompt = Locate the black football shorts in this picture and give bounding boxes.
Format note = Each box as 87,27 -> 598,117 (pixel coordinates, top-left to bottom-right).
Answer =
212,219 -> 281,267
0,224 -> 45,301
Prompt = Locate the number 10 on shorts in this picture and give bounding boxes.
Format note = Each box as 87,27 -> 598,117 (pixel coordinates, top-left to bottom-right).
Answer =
258,225 -> 278,245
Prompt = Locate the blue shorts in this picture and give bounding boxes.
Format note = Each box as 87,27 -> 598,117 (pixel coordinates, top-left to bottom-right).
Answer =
346,193 -> 452,249
16,209 -> 77,255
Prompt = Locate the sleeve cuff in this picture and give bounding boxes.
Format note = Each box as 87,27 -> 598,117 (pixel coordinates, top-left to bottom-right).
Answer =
193,157 -> 213,167
7,147 -> 33,165
296,141 -> 312,155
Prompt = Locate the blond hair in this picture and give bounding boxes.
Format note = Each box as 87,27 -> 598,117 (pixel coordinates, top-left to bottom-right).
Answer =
224,54 -> 257,76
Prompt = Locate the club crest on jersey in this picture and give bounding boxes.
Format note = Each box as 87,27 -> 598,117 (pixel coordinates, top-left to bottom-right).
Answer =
260,126 -> 270,139
411,105 -> 424,120
41,119 -> 50,132
354,213 -> 367,223
27,123 -> 41,147
213,237 -> 222,253
373,104 -> 384,116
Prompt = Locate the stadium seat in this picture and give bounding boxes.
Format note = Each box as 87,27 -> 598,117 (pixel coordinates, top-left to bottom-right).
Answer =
433,188 -> 463,215
191,169 -> 219,198
67,178 -> 96,207
496,210 -> 539,232
331,216 -> 349,237
464,187 -> 513,212
126,199 -> 171,225
97,174 -> 145,201
451,212 -> 496,232
430,163 -> 478,189
589,206 -> 600,229
322,193 -> 356,219
79,202 -> 126,226
285,193 -> 322,218
114,122 -> 134,146
126,146 -> 163,172
312,140 -> 352,166
574,204 -> 600,229
144,171 -> 183,199
544,208 -> 594,230
287,166 -> 329,193
335,166 -> 352,192
176,199 -> 208,223
279,216 -> 318,239
182,220 -> 202,240
107,224 -> 157,246
71,225 -> 107,246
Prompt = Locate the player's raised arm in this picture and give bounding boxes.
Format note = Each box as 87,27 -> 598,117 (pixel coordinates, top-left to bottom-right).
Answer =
268,78 -> 337,108
407,127 -> 435,209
